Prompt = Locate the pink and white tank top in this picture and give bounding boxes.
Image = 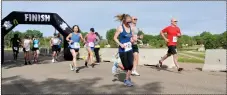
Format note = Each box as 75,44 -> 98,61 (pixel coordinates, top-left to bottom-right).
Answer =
86,33 -> 96,47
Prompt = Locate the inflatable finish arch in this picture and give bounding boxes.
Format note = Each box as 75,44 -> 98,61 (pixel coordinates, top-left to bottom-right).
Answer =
1,11 -> 73,62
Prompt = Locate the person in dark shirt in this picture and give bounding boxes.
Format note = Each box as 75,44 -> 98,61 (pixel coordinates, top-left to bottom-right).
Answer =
10,34 -> 21,60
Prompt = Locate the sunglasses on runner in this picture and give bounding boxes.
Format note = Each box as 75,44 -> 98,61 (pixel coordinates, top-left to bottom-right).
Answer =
174,21 -> 178,22
133,18 -> 138,20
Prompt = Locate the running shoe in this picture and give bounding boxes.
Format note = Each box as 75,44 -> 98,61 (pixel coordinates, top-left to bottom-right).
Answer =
95,63 -> 100,65
112,62 -> 118,74
28,61 -> 32,65
70,64 -> 74,71
75,67 -> 79,73
52,59 -> 55,63
157,60 -> 163,68
24,61 -> 27,65
132,70 -> 140,76
85,61 -> 88,68
91,63 -> 95,68
124,79 -> 133,87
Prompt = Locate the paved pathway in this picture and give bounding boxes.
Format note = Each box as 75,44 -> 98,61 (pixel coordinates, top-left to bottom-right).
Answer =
1,51 -> 226,94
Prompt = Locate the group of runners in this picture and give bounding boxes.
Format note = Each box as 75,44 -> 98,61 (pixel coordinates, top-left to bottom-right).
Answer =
111,14 -> 183,86
10,33 -> 63,65
10,13 -> 183,87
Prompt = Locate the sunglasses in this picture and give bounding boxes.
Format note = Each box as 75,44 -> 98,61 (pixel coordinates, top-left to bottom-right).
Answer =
133,18 -> 138,20
174,21 -> 178,22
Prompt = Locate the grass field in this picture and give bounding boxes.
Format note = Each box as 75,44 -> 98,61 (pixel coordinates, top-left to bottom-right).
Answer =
178,51 -> 205,63
181,51 -> 205,58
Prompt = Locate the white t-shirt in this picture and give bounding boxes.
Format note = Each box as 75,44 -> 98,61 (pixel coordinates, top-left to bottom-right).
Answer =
23,39 -> 31,51
52,37 -> 60,45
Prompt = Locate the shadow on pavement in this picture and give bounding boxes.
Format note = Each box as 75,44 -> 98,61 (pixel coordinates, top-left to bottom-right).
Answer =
2,50 -> 64,69
2,75 -> 163,94
145,64 -> 175,73
195,68 -> 202,71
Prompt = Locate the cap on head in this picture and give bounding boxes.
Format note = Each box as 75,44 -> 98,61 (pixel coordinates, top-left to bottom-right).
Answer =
90,28 -> 95,32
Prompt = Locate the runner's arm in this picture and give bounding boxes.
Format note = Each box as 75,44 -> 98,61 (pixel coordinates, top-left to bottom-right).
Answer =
114,26 -> 122,46
66,33 -> 72,42
79,34 -> 85,43
84,34 -> 88,43
95,36 -> 100,45
160,27 -> 168,41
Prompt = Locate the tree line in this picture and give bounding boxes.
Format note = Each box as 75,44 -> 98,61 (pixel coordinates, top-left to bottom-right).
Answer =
106,28 -> 227,49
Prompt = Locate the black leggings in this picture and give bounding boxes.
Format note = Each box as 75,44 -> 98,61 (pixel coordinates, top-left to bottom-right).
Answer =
119,51 -> 134,71
94,48 -> 100,63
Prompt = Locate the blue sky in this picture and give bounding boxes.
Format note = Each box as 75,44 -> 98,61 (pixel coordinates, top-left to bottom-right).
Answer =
2,1 -> 226,38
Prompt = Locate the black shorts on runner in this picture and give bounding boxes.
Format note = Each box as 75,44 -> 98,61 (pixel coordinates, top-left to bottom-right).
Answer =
23,48 -> 30,52
70,49 -> 79,52
52,45 -> 59,52
57,48 -> 61,52
32,48 -> 39,51
12,46 -> 19,53
167,45 -> 177,55
119,51 -> 134,71
132,44 -> 139,53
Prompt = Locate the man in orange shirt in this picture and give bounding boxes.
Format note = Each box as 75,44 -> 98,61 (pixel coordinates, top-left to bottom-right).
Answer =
158,18 -> 183,72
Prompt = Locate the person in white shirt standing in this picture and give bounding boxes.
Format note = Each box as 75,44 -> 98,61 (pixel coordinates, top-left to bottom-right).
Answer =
22,35 -> 32,65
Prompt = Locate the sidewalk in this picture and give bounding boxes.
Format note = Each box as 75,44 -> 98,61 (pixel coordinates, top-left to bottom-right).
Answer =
2,59 -> 226,94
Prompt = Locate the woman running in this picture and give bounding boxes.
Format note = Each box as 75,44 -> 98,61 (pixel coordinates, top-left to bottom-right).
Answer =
66,25 -> 84,72
94,32 -> 101,65
22,35 -> 32,65
32,36 -> 40,63
50,33 -> 61,63
114,14 -> 134,87
84,28 -> 96,68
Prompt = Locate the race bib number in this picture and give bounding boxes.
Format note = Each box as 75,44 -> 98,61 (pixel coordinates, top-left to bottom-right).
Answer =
123,42 -> 132,52
34,44 -> 38,48
73,42 -> 80,49
88,42 -> 94,47
13,47 -> 18,50
173,36 -> 177,42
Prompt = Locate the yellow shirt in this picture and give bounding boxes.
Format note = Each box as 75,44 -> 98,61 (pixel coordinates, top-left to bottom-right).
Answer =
95,45 -> 100,48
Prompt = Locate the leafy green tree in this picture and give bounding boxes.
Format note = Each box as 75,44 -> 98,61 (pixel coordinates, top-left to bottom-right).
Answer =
24,30 -> 43,38
106,28 -> 118,48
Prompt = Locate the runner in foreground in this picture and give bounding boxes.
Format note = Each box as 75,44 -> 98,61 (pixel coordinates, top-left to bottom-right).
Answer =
10,34 -> 21,61
114,14 -> 134,87
112,16 -> 144,76
66,25 -> 84,72
32,36 -> 40,63
84,28 -> 96,68
158,18 -> 183,72
22,35 -> 32,65
50,33 -> 61,63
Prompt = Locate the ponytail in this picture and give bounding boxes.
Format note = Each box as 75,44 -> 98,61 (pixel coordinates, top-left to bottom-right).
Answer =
115,14 -> 130,22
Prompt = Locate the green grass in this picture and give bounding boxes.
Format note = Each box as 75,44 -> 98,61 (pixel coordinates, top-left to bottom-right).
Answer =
181,52 -> 205,58
178,54 -> 204,63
